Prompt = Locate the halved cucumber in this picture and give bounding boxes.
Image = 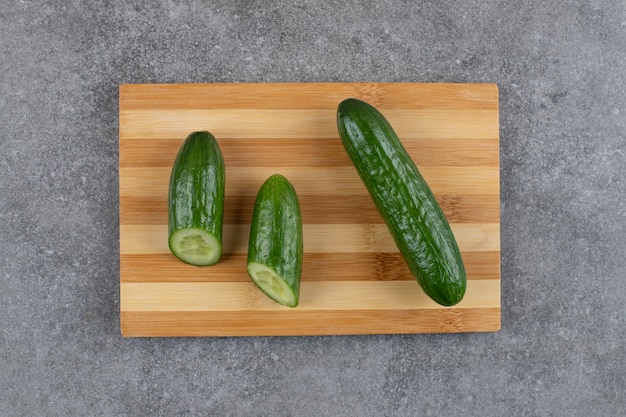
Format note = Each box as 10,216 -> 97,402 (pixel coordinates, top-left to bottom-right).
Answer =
168,131 -> 225,266
247,174 -> 303,307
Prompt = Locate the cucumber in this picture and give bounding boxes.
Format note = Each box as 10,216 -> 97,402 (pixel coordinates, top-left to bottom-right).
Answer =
247,174 -> 303,307
168,131 -> 225,266
337,98 -> 466,306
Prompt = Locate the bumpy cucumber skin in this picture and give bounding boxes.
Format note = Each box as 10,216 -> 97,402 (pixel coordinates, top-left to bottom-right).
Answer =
247,174 -> 303,306
337,98 -> 466,306
168,131 -> 225,265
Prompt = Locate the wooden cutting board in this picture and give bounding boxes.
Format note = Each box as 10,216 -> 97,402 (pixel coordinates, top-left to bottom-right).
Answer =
119,82 -> 500,337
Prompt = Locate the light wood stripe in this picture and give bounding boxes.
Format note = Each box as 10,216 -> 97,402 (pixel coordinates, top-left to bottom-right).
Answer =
119,193 -> 500,225
120,251 -> 500,283
120,137 -> 500,168
119,223 -> 500,255
119,166 -> 500,197
120,280 -> 500,312
120,109 -> 498,140
120,83 -> 499,111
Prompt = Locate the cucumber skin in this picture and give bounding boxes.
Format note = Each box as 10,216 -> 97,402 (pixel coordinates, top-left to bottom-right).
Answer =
168,131 -> 225,265
337,98 -> 466,306
247,174 -> 303,304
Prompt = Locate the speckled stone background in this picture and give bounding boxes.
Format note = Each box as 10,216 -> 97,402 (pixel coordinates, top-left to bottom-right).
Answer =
1,1 -> 624,416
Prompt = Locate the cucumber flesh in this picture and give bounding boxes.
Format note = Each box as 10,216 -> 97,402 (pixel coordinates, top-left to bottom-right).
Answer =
247,261 -> 298,307
169,227 -> 221,266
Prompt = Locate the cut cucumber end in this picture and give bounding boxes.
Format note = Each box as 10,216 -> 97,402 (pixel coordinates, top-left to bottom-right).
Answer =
169,228 -> 221,266
247,262 -> 298,307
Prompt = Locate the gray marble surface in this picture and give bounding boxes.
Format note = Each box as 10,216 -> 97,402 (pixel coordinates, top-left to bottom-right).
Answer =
1,1 -> 624,416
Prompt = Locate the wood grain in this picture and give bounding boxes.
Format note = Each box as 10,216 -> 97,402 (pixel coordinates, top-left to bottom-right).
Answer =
120,194 -> 501,225
119,82 -> 500,336
120,252 -> 501,283
120,223 -> 500,255
120,137 -> 500,168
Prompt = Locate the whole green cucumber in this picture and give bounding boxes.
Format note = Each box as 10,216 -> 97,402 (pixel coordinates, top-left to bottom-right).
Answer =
337,98 -> 466,306
247,174 -> 303,307
168,131 -> 225,266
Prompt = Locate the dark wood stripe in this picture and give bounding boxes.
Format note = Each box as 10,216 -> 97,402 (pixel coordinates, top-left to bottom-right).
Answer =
120,308 -> 501,337
119,194 -> 500,225
120,251 -> 500,283
120,137 -> 500,168
120,83 -> 499,111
